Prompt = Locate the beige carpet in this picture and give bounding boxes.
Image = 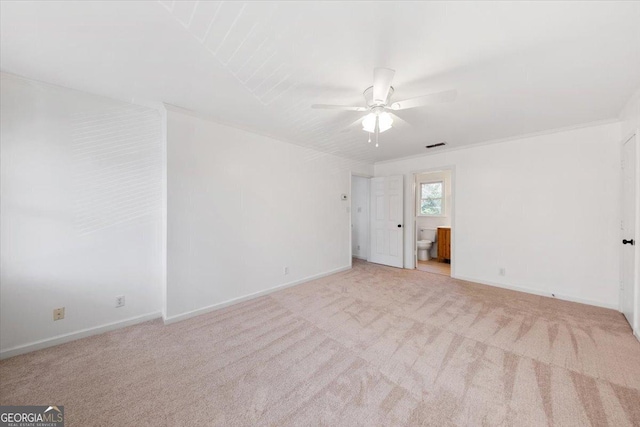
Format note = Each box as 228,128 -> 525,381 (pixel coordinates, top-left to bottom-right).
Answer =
1,259 -> 639,426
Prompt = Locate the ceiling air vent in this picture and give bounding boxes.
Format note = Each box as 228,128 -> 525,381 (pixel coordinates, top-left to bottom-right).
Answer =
426,142 -> 447,149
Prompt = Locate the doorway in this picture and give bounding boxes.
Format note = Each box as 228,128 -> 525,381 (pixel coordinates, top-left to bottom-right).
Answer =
621,131 -> 638,336
350,174 -> 370,263
413,168 -> 454,277
350,173 -> 404,269
369,175 -> 404,268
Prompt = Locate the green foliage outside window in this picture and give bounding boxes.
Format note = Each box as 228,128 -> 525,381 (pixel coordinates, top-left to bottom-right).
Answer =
420,182 -> 443,215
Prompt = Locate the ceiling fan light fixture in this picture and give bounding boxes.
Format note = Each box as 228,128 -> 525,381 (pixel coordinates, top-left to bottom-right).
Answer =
362,113 -> 377,133
362,111 -> 394,133
378,112 -> 393,133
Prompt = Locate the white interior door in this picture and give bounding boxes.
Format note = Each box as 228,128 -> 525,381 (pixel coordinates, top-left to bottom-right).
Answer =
370,175 -> 404,268
621,134 -> 637,331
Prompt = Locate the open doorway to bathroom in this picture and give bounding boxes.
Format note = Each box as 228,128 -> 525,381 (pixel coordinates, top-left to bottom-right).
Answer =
414,169 -> 453,276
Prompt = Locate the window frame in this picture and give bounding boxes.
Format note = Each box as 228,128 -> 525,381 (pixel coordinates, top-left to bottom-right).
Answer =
418,180 -> 445,217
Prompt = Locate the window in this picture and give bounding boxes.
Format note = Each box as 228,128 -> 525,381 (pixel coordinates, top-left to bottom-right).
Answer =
420,181 -> 444,216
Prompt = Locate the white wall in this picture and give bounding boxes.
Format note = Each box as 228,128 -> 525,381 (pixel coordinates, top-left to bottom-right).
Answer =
166,108 -> 373,321
351,175 -> 370,259
415,170 -> 452,258
0,74 -> 164,357
375,122 -> 622,309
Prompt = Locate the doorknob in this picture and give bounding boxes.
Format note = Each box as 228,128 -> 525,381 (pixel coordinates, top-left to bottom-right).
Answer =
622,239 -> 635,245
397,224 -> 402,228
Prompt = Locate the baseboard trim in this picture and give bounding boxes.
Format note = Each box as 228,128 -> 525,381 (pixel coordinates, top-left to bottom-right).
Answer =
352,255 -> 367,260
452,274 -> 619,311
163,265 -> 352,325
0,311 -> 162,360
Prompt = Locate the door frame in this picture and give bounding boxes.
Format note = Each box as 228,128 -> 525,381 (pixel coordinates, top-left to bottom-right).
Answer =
620,129 -> 640,339
411,165 -> 457,276
349,172 -> 373,268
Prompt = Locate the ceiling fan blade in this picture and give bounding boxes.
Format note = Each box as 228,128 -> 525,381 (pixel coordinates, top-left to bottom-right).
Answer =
390,89 -> 457,111
343,114 -> 367,131
389,112 -> 411,129
372,67 -> 395,103
311,104 -> 367,111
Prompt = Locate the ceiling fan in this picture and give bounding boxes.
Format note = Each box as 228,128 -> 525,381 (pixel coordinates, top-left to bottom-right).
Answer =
312,67 -> 457,147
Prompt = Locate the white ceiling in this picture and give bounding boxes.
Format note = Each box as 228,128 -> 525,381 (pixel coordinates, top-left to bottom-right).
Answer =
2,1 -> 640,162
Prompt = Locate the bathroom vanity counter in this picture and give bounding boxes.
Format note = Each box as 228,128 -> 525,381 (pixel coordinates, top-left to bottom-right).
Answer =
437,227 -> 451,262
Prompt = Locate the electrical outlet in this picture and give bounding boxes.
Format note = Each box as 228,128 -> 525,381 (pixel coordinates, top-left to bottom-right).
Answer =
357,245 -> 360,251
115,295 -> 125,308
499,268 -> 506,276
53,307 -> 65,321
284,267 -> 289,275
